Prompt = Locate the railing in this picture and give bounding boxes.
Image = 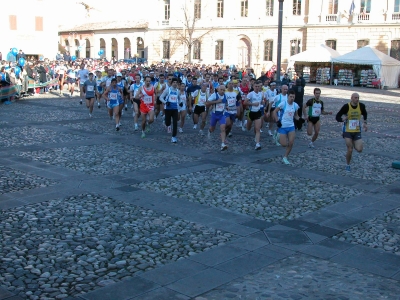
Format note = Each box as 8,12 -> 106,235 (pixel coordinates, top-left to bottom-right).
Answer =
392,13 -> 400,20
358,13 -> 370,21
161,20 -> 169,25
326,14 -> 337,22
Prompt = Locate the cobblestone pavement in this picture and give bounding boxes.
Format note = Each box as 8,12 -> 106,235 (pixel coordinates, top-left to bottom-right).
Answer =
0,85 -> 399,300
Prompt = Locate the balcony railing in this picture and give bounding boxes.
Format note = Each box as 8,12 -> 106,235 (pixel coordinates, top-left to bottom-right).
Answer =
326,14 -> 337,22
358,13 -> 370,21
392,13 -> 400,20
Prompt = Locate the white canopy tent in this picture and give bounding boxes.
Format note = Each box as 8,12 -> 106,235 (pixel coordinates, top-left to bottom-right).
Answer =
288,44 -> 341,66
332,46 -> 400,88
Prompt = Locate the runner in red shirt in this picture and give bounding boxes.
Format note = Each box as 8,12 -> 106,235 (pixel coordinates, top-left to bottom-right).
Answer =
135,75 -> 155,138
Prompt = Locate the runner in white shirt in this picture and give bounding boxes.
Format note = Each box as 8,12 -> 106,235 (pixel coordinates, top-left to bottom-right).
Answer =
55,61 -> 67,96
78,64 -> 89,104
177,82 -> 188,133
224,81 -> 241,137
265,82 -> 278,136
129,74 -> 144,131
273,90 -> 300,165
244,81 -> 264,150
271,85 -> 289,145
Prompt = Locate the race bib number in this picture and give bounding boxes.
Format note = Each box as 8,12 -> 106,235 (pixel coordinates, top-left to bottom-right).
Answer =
143,95 -> 152,104
228,98 -> 236,106
312,107 -> 321,116
106,80 -> 111,87
87,86 -> 94,92
198,96 -> 206,105
109,93 -> 117,100
216,103 -> 225,111
348,120 -> 359,130
288,111 -> 294,117
169,95 -> 177,103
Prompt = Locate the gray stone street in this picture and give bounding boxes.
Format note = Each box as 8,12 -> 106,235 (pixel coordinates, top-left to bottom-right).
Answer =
0,85 -> 400,300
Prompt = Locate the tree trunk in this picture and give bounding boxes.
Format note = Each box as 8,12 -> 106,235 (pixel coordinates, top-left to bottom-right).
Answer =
188,45 -> 192,63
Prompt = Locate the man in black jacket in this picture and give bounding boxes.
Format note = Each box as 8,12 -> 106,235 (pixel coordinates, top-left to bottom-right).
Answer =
17,50 -> 26,61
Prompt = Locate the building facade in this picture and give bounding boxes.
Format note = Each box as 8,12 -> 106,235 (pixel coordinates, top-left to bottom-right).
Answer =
2,0 -> 59,60
59,0 -> 400,73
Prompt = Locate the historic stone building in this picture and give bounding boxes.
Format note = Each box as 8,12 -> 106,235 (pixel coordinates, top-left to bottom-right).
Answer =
2,0 -> 59,60
59,0 -> 400,73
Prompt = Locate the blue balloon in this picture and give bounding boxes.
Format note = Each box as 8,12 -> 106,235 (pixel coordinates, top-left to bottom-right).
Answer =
99,49 -> 104,55
18,58 -> 25,66
71,55 -> 76,61
15,67 -> 21,76
98,51 -> 102,56
12,48 -> 18,56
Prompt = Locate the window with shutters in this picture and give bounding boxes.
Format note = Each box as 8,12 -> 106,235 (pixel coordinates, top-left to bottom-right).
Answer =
194,0 -> 201,19
266,0 -> 274,16
328,0 -> 338,14
35,16 -> 43,31
241,0 -> 248,17
390,40 -> 400,61
217,0 -> 224,17
163,40 -> 170,59
193,40 -> 201,59
325,40 -> 337,50
264,40 -> 273,61
164,0 -> 170,20
215,40 -> 223,60
360,0 -> 371,13
9,15 -> 17,30
293,0 -> 302,15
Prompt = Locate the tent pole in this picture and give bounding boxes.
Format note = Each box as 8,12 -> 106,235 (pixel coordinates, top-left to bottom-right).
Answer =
330,62 -> 334,85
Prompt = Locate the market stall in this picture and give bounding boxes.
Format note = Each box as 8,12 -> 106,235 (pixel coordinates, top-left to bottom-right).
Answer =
332,46 -> 400,88
288,44 -> 341,83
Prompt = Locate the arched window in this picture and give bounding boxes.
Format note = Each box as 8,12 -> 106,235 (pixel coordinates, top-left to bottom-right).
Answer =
390,40 -> 400,61
215,40 -> 223,60
357,39 -> 369,49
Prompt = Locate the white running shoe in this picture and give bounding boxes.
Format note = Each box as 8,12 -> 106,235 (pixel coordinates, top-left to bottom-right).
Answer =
220,143 -> 228,151
255,143 -> 261,150
282,157 -> 290,165
309,142 -> 315,148
207,130 -> 211,139
268,130 -> 273,136
134,124 -> 139,131
171,137 -> 177,143
193,124 -> 197,130
260,129 -> 263,133
178,127 -> 183,133
228,132 -> 232,137
199,129 -> 204,136
89,113 -> 92,118
116,125 -> 120,131
141,131 -> 146,138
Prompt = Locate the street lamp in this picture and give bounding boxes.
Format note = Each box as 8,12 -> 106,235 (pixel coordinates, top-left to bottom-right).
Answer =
276,0 -> 284,83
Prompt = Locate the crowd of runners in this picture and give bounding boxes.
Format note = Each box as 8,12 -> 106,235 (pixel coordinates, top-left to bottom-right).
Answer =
41,60 -> 368,171
72,62 -> 368,171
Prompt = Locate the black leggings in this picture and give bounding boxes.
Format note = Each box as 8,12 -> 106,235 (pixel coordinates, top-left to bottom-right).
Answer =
164,109 -> 178,137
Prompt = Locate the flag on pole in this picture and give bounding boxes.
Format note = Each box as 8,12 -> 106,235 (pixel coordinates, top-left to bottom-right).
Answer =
349,0 -> 355,15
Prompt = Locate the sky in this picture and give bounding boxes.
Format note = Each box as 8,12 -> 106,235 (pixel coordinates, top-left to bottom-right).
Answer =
57,0 -> 135,27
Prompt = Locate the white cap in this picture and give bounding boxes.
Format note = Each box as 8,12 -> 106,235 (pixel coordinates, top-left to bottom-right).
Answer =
116,72 -> 122,77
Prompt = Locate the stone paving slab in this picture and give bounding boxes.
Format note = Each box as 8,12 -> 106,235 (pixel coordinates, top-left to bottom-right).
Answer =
197,254 -> 400,300
16,143 -> 199,175
0,194 -> 237,299
130,287 -> 190,300
165,268 -> 238,298
133,165 -> 363,223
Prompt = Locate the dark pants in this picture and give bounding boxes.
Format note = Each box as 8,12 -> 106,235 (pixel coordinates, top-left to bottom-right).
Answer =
164,109 -> 178,137
295,101 -> 303,118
